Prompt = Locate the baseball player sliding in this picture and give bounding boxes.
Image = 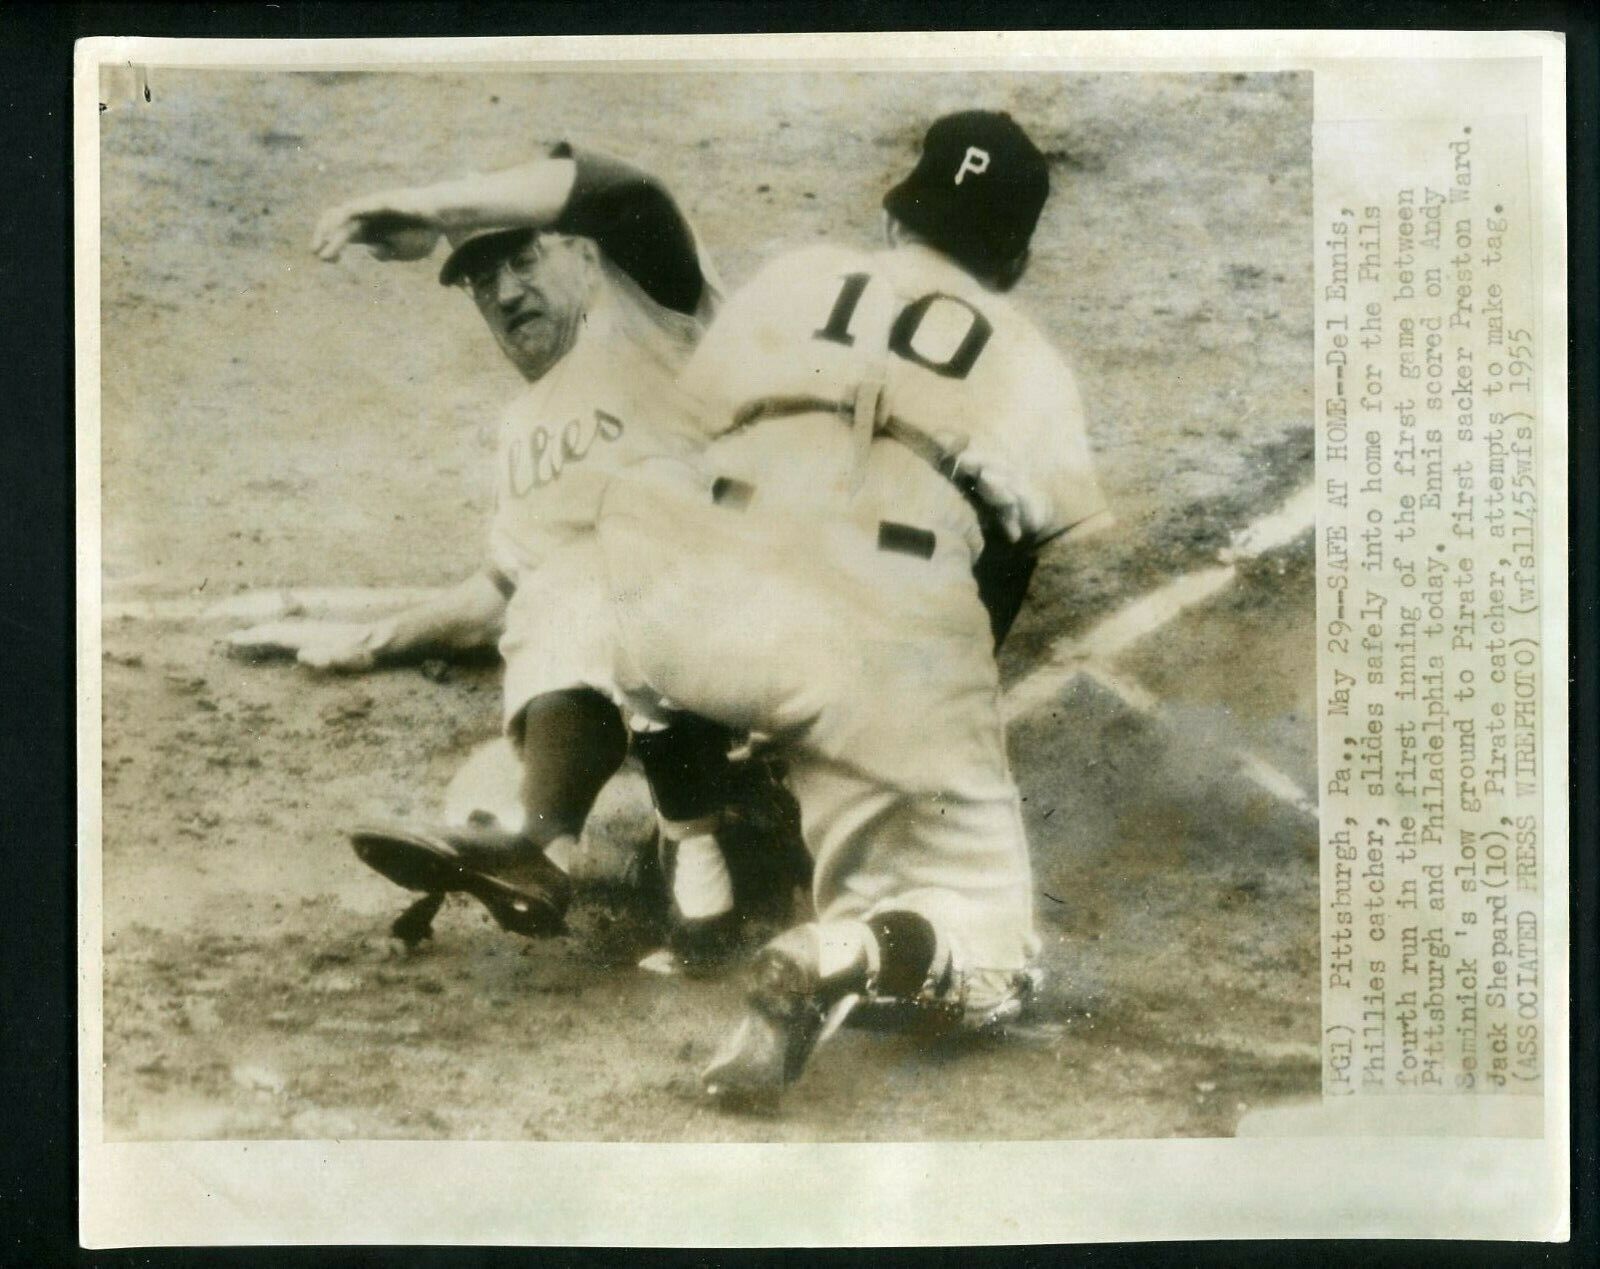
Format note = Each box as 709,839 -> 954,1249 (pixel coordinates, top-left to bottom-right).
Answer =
232,144 -> 790,960
590,111 -> 1114,1106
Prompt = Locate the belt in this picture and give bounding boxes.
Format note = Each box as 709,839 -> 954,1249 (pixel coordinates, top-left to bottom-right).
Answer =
730,394 -> 1105,547
709,476 -> 937,561
728,394 -> 967,485
726,393 -> 996,547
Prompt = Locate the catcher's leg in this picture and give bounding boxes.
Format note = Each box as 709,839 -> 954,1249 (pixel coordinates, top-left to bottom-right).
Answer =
700,900 -> 1037,1111
631,713 -> 741,974
701,755 -> 1037,1107
353,688 -> 628,942
699,910 -> 943,1109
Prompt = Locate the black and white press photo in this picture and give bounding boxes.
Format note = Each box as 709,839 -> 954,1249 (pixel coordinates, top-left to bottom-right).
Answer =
78,32 -> 1568,1248
94,61 -> 1315,1141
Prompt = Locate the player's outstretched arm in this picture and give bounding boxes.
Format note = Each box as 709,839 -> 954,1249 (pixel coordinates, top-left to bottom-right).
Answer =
228,571 -> 509,673
311,157 -> 579,263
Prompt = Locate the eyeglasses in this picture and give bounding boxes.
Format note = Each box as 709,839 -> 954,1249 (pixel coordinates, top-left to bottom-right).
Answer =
460,237 -> 549,296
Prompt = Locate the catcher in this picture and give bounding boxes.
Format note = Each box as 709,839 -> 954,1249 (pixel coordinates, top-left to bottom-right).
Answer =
232,144 -> 801,964
590,111 -> 1115,1106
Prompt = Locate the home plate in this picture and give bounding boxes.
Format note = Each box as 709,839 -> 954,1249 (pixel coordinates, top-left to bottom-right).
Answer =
441,736 -> 526,833
441,736 -> 656,882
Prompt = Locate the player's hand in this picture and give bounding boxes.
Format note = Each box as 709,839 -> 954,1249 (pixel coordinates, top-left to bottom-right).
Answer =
952,448 -> 1050,544
226,619 -> 389,673
311,190 -> 443,264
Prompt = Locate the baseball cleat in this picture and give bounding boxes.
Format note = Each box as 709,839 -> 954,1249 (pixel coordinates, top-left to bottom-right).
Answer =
701,938 -> 848,1110
390,890 -> 446,948
668,910 -> 743,978
350,822 -> 572,938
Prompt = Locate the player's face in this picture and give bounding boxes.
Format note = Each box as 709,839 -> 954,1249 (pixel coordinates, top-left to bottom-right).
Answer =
466,235 -> 595,381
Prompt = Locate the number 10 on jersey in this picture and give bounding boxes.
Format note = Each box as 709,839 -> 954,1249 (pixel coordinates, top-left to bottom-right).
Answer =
813,272 -> 994,380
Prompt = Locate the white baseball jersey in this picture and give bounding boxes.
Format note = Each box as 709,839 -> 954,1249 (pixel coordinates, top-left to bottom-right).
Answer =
487,277 -> 710,726
485,304 -> 708,581
599,240 -> 1114,985
677,240 -> 1110,559
483,143 -> 720,582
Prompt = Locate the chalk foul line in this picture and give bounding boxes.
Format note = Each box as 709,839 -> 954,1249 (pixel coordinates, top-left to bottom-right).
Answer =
104,586 -> 445,624
1004,483 -> 1318,819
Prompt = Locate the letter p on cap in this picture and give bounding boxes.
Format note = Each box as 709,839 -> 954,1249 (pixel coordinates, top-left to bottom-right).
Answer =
954,146 -> 990,185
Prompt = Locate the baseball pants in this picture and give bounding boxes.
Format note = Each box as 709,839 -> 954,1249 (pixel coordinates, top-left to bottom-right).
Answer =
597,456 -> 1039,982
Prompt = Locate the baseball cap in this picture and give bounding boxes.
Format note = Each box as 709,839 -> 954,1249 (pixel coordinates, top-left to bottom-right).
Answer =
438,226 -> 538,289
882,111 -> 1049,277
439,144 -> 705,316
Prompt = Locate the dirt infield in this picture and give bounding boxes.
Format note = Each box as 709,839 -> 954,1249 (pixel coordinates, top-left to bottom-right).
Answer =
96,67 -> 1315,1141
